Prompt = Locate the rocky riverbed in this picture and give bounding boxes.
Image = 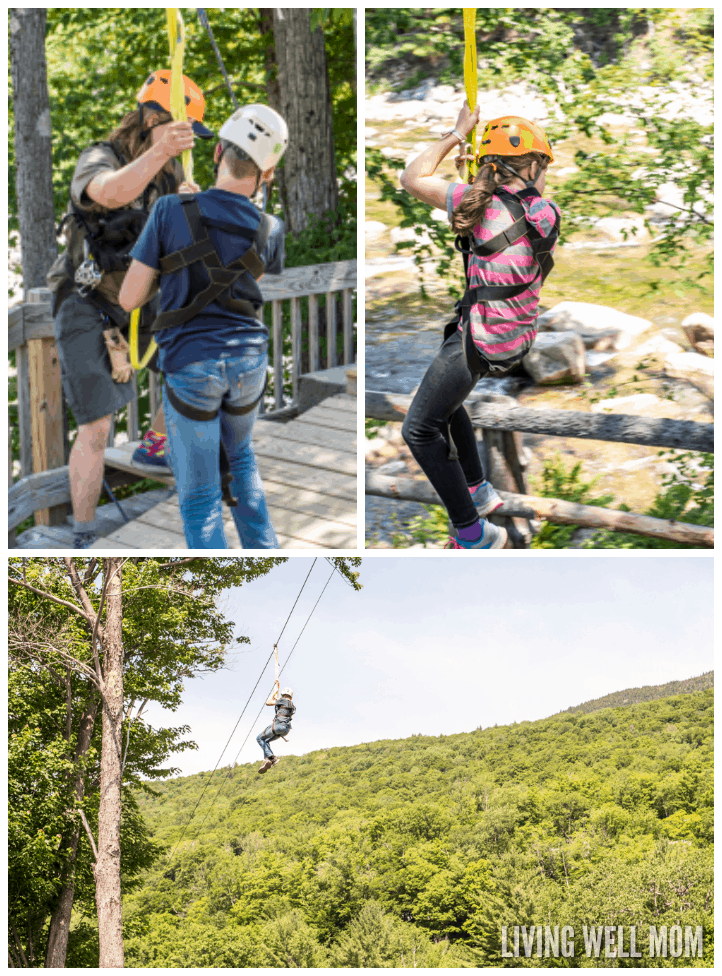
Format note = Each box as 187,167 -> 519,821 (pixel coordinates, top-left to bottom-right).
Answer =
364,75 -> 713,547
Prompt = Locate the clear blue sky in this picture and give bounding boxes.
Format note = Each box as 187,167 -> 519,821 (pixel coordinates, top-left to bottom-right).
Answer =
142,556 -> 714,777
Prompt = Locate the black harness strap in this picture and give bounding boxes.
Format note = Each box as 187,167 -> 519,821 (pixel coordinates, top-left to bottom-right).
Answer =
164,377 -> 268,508
155,193 -> 273,506
442,190 -> 560,460
154,195 -> 272,331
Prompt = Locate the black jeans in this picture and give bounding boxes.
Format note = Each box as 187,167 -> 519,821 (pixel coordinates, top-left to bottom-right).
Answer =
402,328 -> 488,530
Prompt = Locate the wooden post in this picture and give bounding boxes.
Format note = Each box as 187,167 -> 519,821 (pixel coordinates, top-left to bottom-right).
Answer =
325,290 -> 337,368
16,343 -> 33,479
272,300 -> 284,409
342,288 -> 354,365
27,288 -> 65,526
290,296 -> 301,406
308,294 -> 319,373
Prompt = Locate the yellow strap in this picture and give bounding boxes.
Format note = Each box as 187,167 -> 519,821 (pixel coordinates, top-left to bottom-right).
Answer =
166,8 -> 193,184
462,9 -> 478,181
130,8 -> 193,371
265,644 -> 280,705
129,307 -> 156,369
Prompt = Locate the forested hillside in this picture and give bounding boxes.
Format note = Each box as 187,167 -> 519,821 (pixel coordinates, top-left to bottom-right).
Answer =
556,672 -> 714,718
69,688 -> 712,967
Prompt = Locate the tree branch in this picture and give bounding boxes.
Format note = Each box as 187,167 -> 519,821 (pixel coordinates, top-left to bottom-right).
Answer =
8,576 -> 91,623
77,809 -> 99,861
64,557 -> 104,681
9,920 -> 29,969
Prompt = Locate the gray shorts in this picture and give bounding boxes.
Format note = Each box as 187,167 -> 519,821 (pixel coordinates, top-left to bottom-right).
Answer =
54,291 -> 135,426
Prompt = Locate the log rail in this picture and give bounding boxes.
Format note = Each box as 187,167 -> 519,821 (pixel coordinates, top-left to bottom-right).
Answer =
366,389 -> 714,548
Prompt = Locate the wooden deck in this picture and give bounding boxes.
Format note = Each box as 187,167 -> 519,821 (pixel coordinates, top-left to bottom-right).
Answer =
14,394 -> 358,550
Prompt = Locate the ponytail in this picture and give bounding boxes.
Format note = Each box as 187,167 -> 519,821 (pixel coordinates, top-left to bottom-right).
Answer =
450,151 -> 549,237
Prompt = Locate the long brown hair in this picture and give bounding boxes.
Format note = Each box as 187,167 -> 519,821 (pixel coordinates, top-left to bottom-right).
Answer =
451,151 -> 549,237
106,108 -> 173,163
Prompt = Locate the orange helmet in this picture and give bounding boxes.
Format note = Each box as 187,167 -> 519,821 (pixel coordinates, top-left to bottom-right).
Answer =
136,70 -> 214,138
478,116 -> 554,163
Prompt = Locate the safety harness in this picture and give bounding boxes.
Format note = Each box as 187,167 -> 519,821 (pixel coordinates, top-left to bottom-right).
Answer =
272,696 -> 295,733
154,193 -> 273,507
441,187 -> 560,463
53,140 -> 175,344
451,186 -> 561,374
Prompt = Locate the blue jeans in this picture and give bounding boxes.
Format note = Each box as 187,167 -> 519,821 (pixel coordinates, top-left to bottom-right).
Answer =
257,723 -> 289,759
402,329 -> 488,530
162,350 -> 278,549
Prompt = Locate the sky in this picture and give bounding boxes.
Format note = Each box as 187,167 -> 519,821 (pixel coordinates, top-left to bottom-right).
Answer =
140,555 -> 714,778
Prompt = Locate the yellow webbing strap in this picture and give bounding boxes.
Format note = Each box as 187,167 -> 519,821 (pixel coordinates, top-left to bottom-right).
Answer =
130,8 -> 193,370
265,645 -> 280,705
463,9 -> 478,181
129,308 -> 155,369
166,8 -> 193,184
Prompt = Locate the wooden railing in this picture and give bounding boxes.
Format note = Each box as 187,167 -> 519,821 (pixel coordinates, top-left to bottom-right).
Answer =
8,260 -> 356,546
366,390 -> 714,548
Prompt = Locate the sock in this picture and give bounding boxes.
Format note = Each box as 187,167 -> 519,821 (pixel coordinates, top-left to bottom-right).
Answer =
73,517 -> 98,534
458,520 -> 482,541
468,481 -> 483,495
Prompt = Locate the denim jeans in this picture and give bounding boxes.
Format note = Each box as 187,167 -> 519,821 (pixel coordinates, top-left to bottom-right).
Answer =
257,723 -> 289,759
162,349 -> 278,549
402,329 -> 488,530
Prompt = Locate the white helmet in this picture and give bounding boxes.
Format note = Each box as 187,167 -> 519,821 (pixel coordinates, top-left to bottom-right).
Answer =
281,687 -> 293,698
218,105 -> 288,172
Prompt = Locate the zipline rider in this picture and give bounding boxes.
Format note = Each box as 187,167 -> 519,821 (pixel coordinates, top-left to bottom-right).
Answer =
257,683 -> 295,774
47,71 -> 215,549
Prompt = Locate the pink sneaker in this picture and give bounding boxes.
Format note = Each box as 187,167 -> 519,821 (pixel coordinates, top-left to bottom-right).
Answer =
469,480 -> 503,517
132,429 -> 170,469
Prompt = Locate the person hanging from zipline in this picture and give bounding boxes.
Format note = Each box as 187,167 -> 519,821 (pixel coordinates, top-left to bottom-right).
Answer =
257,683 -> 295,774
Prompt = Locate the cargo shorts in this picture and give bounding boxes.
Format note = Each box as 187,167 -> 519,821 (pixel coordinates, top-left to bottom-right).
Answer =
54,290 -> 135,426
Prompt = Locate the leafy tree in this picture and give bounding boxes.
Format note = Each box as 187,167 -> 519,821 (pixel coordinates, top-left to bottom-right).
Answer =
7,555 -> 361,967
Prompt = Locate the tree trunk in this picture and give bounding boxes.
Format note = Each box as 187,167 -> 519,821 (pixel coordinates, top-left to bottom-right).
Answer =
95,559 -> 124,968
272,8 -> 338,236
45,697 -> 100,968
9,8 -> 58,298
258,8 -> 284,213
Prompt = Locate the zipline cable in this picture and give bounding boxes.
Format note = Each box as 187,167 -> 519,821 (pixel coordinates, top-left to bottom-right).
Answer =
167,560 -> 318,862
194,10 -> 269,212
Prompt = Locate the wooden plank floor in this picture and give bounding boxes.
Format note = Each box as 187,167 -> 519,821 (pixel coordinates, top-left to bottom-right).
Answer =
93,394 -> 358,550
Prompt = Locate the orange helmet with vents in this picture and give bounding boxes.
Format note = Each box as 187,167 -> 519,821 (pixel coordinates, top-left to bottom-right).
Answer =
136,70 -> 214,138
478,116 -> 554,163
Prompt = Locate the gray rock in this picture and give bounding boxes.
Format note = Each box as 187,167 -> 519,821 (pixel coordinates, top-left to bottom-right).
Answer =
523,332 -> 586,385
537,301 -> 652,351
376,460 -> 408,476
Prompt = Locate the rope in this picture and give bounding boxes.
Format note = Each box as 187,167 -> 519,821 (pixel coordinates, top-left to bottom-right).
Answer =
166,8 -> 193,183
463,9 -> 478,181
130,7 -> 190,371
196,7 -> 268,213
166,560 -> 318,862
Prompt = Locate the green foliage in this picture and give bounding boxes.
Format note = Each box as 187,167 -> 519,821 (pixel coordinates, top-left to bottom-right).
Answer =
119,688 -> 713,968
8,557 -> 360,966
531,448 -> 714,549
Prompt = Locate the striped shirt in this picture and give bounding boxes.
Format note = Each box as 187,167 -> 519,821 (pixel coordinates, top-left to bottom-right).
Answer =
447,182 -> 560,370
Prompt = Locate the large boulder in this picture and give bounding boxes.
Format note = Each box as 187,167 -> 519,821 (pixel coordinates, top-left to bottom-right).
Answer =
681,312 -> 714,357
537,301 -> 652,351
665,350 -> 714,400
523,332 -> 586,385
